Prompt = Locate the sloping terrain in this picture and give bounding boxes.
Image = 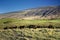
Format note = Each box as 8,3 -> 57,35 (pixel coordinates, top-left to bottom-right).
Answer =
0,6 -> 60,40
0,6 -> 60,19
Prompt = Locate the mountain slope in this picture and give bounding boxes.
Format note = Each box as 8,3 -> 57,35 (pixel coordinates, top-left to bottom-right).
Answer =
0,6 -> 60,19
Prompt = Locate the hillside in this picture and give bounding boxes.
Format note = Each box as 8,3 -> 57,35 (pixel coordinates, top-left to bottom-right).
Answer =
0,6 -> 60,40
0,6 -> 60,19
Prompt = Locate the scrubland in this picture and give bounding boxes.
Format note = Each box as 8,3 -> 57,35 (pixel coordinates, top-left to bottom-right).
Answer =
0,18 -> 60,40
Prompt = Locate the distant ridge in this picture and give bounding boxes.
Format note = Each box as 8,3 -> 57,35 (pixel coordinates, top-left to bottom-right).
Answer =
0,6 -> 60,20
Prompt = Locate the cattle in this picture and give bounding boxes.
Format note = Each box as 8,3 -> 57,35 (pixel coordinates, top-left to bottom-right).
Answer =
19,26 -> 25,29
48,25 -> 54,29
4,27 -> 8,30
27,25 -> 37,29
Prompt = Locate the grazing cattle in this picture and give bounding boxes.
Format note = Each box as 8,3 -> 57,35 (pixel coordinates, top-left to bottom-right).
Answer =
56,27 -> 60,29
37,26 -> 44,28
27,25 -> 36,29
37,26 -> 46,28
19,26 -> 25,29
33,25 -> 37,29
37,26 -> 40,28
4,27 -> 8,29
12,26 -> 17,29
9,27 -> 12,29
48,25 -> 54,29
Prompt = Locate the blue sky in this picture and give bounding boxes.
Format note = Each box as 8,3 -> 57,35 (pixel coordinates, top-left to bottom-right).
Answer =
0,0 -> 60,13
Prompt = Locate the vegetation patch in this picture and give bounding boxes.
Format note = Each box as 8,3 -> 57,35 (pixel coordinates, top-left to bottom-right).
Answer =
0,18 -> 60,29
0,28 -> 60,40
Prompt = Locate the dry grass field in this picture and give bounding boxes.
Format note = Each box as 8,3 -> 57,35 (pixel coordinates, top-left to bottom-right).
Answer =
0,28 -> 60,40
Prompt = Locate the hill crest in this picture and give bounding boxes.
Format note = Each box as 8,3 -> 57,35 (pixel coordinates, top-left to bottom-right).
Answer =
0,6 -> 60,20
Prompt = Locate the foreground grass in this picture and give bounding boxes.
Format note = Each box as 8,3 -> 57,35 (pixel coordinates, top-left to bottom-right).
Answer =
0,18 -> 60,29
0,18 -> 60,40
0,28 -> 60,40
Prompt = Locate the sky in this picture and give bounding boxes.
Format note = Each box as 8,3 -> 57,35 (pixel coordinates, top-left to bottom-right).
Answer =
0,0 -> 60,13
